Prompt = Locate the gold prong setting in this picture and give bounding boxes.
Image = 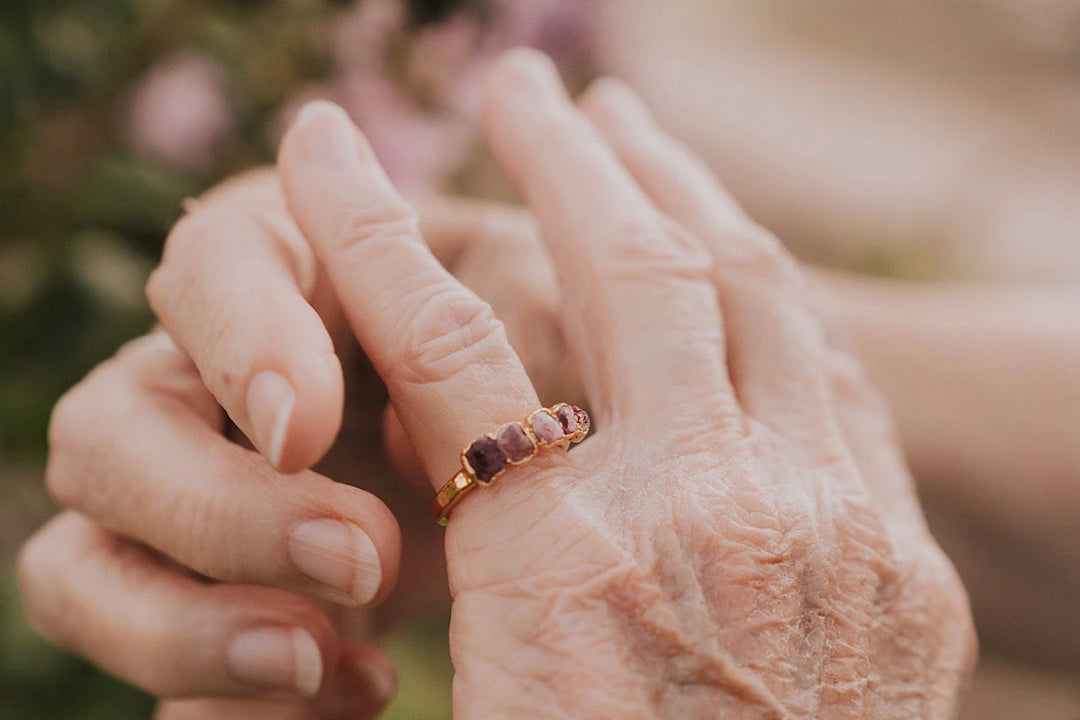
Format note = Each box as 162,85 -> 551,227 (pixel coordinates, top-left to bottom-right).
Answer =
433,403 -> 590,525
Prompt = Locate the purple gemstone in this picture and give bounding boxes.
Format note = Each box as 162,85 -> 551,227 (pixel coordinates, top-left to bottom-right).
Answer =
497,423 -> 535,463
531,412 -> 564,444
465,437 -> 506,483
555,404 -> 578,433
573,406 -> 590,434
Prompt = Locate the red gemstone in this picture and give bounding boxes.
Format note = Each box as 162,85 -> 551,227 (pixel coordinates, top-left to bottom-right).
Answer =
465,437 -> 506,483
531,412 -> 563,444
497,423 -> 535,462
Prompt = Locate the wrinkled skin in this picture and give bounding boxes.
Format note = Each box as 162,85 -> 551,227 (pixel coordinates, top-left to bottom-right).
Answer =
19,49 -> 975,719
447,363 -> 973,718
448,55 -> 974,718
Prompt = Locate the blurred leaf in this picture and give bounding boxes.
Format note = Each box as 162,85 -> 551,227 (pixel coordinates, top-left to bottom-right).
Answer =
68,155 -> 201,232
0,565 -> 156,720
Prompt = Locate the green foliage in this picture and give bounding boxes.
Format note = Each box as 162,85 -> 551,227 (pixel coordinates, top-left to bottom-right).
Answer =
0,1 -> 458,716
0,0 -> 333,461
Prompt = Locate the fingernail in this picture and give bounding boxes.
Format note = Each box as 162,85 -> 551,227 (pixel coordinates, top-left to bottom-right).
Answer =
246,371 -> 296,468
293,100 -> 358,171
288,519 -> 382,605
227,627 -> 323,697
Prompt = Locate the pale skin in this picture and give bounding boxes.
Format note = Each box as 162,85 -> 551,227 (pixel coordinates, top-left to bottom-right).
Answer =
18,50 -> 977,718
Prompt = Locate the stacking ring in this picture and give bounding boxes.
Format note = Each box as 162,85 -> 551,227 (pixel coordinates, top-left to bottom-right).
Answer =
431,403 -> 590,526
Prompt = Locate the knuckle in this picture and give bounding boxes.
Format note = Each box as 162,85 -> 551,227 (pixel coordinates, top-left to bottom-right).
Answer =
604,218 -> 712,280
334,202 -> 420,258
884,544 -> 978,673
155,210 -> 218,286
824,348 -> 890,417
16,515 -> 87,646
387,286 -> 509,386
834,493 -> 900,578
46,340 -> 164,509
715,224 -> 802,287
45,384 -> 97,508
824,349 -> 868,397
143,264 -> 170,315
15,532 -> 56,639
46,380 -> 135,514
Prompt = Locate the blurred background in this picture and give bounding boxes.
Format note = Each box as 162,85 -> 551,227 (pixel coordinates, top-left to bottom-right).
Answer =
2,0 -> 1079,717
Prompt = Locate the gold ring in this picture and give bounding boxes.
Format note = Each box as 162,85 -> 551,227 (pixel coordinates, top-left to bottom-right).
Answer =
431,403 -> 590,526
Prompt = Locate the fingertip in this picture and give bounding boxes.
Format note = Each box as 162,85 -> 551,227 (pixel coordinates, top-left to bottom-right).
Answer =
294,99 -> 352,130
301,481 -> 403,607
483,48 -> 565,116
279,99 -> 367,178
491,47 -> 562,86
272,351 -> 344,475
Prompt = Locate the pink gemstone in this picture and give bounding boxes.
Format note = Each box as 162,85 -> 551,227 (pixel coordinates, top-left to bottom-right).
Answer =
531,412 -> 564,444
555,404 -> 578,433
497,423 -> 535,462
573,406 -> 590,434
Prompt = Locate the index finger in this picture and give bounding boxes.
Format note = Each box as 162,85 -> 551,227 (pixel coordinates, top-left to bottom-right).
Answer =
147,170 -> 345,473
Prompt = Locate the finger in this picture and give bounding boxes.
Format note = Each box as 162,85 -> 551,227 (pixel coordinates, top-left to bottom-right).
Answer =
278,101 -> 546,488
481,49 -> 736,426
312,641 -> 398,720
417,196 -> 577,404
45,332 -> 399,607
18,512 -> 334,700
579,78 -> 846,454
157,699 -> 313,720
147,169 -> 345,474
156,642 -> 397,720
387,198 -> 577,495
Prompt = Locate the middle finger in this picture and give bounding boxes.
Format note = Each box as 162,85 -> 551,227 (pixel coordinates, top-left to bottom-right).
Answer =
481,49 -> 738,429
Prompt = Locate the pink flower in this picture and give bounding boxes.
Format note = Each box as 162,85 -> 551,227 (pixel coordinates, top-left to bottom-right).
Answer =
276,0 -> 603,194
125,55 -> 234,174
490,0 -> 601,65
339,74 -> 473,194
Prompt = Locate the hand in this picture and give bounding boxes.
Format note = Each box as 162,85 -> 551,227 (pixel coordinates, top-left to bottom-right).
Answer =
16,175 -> 426,718
444,51 -> 976,718
276,51 -> 972,717
16,174 -> 570,718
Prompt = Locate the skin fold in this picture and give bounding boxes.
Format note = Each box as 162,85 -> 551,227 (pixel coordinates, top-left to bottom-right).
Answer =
18,50 -> 976,718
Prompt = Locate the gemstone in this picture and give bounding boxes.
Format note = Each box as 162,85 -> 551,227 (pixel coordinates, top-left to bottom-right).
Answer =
555,404 -> 578,433
531,411 -> 564,444
573,406 -> 590,434
497,423 -> 535,463
465,437 -> 506,484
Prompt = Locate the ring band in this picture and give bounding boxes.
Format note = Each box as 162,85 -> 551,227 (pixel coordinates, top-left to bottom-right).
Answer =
431,403 -> 590,526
